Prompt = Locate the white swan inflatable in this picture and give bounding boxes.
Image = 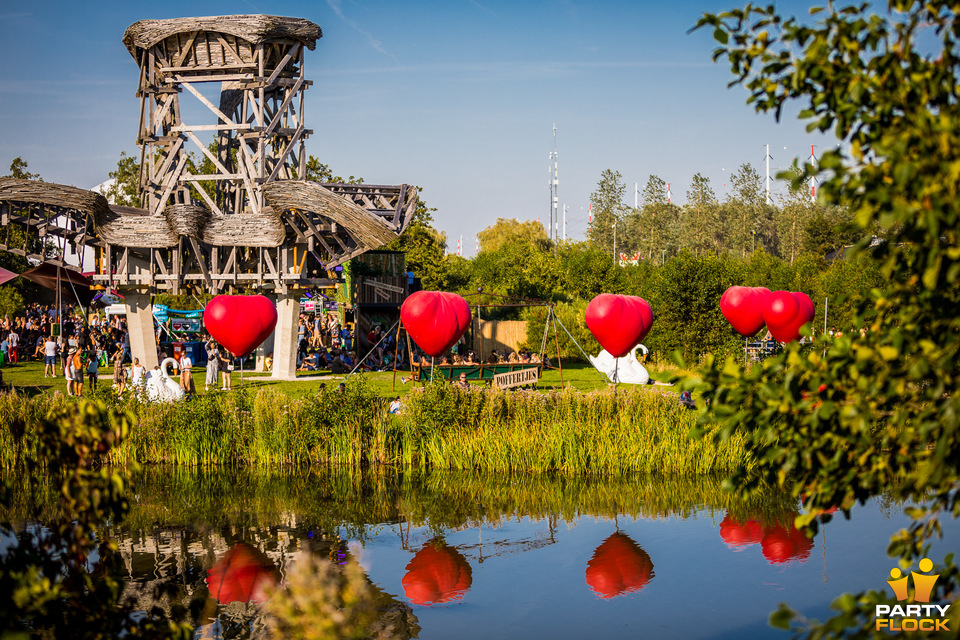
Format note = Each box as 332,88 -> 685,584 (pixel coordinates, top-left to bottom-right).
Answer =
589,345 -> 650,385
143,357 -> 185,403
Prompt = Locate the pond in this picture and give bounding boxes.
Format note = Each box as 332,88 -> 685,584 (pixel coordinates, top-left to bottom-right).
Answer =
109,468 -> 939,639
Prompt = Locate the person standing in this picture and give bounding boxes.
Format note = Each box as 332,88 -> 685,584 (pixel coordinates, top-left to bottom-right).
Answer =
43,335 -> 57,377
129,357 -> 145,390
112,350 -> 127,395
65,347 -> 78,396
8,329 -> 18,364
219,348 -> 233,391
72,349 -> 85,396
179,349 -> 195,396
204,340 -> 220,391
86,351 -> 99,392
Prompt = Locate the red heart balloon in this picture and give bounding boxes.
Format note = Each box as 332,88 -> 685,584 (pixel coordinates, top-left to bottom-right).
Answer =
626,295 -> 655,344
400,291 -> 472,358
762,291 -> 816,343
585,294 -> 649,358
720,286 -> 771,337
203,294 -> 278,357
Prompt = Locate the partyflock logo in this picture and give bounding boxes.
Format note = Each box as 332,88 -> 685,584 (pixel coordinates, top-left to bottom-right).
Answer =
875,558 -> 950,632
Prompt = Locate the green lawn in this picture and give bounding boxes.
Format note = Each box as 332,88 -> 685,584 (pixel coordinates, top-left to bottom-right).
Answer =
1,358 -> 681,399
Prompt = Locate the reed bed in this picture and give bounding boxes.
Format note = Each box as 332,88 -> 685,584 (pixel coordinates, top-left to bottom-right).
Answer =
0,381 -> 752,476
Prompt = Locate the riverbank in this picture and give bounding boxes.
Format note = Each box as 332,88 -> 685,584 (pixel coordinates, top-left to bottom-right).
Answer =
0,378 -> 747,476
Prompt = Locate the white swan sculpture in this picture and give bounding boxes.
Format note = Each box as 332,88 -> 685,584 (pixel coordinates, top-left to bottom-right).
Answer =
143,357 -> 186,403
589,345 -> 650,385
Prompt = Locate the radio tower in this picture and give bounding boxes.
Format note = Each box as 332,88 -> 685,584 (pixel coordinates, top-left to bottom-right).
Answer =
809,144 -> 817,202
549,124 -> 559,243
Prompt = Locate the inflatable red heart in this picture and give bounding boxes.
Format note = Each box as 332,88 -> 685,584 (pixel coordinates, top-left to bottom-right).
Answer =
400,291 -> 472,358
585,294 -> 651,357
628,295 -> 655,345
720,286 -> 771,336
203,294 -> 278,357
762,291 -> 815,343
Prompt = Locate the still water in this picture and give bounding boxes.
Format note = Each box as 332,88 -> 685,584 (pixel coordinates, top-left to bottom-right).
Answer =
111,469 -> 938,639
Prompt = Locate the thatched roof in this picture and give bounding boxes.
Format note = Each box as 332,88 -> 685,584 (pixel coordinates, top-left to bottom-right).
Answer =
123,15 -> 322,58
0,177 -> 112,221
262,181 -> 399,248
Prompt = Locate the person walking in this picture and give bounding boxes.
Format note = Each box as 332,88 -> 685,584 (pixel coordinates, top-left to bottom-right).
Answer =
204,340 -> 220,391
179,349 -> 195,396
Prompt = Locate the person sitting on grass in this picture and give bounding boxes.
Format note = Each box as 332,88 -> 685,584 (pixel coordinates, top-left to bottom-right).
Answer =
298,349 -> 319,372
389,396 -> 402,414
679,391 -> 697,410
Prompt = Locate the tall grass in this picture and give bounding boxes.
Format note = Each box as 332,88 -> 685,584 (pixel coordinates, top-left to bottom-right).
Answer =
0,381 -> 752,476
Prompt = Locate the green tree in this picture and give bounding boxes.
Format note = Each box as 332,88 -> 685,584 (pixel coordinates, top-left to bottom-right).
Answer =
723,163 -> 765,257
681,173 -> 718,255
3,156 -> 41,181
695,2 -> 960,637
586,169 -> 627,257
477,218 -> 550,255
104,151 -> 141,208
628,175 -> 676,263
0,286 -> 24,317
775,167 -> 819,263
302,155 -> 364,184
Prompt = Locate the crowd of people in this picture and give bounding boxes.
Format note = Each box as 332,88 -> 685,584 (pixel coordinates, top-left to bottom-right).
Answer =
0,304 -> 553,403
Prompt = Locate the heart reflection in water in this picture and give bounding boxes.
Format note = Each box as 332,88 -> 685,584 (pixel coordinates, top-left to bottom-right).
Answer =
585,531 -> 655,599
206,542 -> 279,604
402,539 -> 473,606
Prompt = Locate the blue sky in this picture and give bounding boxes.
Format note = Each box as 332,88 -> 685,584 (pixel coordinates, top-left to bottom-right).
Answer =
0,1 -> 835,254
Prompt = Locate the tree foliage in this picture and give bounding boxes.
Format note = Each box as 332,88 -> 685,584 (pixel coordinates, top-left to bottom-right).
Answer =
694,2 -> 960,637
586,169 -> 627,253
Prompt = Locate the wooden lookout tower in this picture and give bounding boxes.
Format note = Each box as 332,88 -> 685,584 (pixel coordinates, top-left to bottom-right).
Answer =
0,15 -> 418,377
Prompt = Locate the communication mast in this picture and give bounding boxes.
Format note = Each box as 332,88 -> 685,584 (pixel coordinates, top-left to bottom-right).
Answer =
549,124 -> 559,243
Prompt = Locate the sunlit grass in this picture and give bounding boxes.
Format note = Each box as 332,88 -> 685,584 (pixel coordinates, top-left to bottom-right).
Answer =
0,372 -> 747,476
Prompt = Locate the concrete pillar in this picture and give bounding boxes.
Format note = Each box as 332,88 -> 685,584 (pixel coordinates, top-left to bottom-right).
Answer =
272,290 -> 300,380
119,254 -> 159,371
255,292 -> 277,372
123,289 -> 159,371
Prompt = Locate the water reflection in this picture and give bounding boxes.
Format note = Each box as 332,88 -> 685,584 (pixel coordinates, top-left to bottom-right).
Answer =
718,512 -> 815,565
718,514 -> 764,549
585,532 -> 654,599
760,525 -> 814,565
206,543 -> 279,604
2,467 -> 917,639
402,539 -> 473,606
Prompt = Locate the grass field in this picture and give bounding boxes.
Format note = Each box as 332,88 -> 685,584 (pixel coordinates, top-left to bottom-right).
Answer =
0,357 -> 684,400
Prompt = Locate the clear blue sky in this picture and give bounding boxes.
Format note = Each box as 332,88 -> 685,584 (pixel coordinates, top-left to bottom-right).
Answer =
0,0 -> 834,254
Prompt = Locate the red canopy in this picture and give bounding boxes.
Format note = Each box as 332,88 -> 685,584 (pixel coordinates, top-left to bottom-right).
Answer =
402,540 -> 473,606
19,262 -> 90,290
0,267 -> 17,286
585,532 -> 655,599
